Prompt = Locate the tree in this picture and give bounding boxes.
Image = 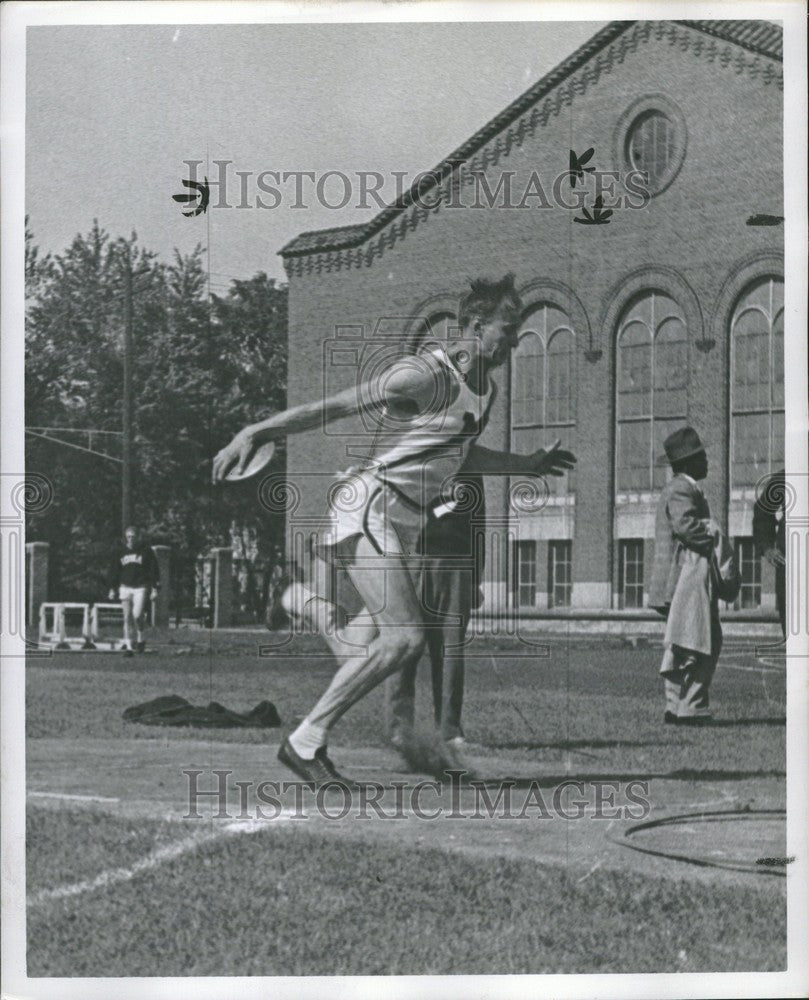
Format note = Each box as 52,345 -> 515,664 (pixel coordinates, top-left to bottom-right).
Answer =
25,224 -> 288,618
210,272 -> 288,617
25,215 -> 53,303
25,222 -> 164,598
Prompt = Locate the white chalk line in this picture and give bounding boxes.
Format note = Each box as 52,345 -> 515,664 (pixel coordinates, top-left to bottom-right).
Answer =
29,791 -> 120,803
29,810 -> 299,906
577,858 -> 604,883
660,795 -> 743,811
718,661 -> 785,674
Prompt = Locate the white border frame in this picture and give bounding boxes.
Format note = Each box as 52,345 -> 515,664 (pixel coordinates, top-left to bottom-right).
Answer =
3,3 -> 807,999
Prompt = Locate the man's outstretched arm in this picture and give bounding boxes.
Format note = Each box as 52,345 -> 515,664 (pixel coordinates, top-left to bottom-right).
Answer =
466,439 -> 576,478
212,357 -> 447,482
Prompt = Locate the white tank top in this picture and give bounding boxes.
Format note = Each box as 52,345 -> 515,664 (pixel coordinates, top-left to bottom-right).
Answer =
367,347 -> 496,509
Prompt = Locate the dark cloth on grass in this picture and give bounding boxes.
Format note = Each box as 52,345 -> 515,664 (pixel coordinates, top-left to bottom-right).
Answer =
123,695 -> 281,728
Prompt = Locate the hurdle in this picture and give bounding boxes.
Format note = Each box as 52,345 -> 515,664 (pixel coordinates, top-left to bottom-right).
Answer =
38,603 -> 94,650
90,603 -> 128,650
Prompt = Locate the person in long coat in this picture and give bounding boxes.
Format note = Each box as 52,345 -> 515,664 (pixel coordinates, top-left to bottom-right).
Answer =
648,427 -> 720,726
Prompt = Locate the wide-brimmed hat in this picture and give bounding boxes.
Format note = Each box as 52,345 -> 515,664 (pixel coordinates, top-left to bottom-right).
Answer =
658,426 -> 707,465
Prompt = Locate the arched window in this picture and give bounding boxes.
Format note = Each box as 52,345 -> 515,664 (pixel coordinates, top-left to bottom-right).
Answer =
730,277 -> 784,487
510,304 -> 576,455
616,291 -> 687,492
512,330 -> 543,435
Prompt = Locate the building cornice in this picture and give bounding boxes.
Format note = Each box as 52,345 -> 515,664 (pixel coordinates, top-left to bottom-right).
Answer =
282,20 -> 782,278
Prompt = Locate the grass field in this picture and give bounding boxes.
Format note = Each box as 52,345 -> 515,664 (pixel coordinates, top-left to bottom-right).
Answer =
25,627 -> 787,976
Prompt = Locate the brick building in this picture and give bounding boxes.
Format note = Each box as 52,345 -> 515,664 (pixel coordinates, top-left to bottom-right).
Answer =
279,20 -> 784,616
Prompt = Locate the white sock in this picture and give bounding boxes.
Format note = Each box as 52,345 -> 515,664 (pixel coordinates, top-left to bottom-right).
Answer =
288,719 -> 327,760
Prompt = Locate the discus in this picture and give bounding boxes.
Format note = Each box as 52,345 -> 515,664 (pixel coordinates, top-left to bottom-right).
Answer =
223,441 -> 276,483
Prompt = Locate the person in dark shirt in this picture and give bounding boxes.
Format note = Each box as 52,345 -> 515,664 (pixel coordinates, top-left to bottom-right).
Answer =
108,525 -> 160,654
753,469 -> 786,638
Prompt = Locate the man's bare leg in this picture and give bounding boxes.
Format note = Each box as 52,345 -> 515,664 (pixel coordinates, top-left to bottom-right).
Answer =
131,588 -> 148,649
281,580 -> 377,663
121,595 -> 133,649
287,535 -> 425,760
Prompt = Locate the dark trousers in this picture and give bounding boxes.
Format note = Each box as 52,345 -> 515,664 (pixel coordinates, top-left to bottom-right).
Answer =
660,613 -> 723,718
387,513 -> 478,740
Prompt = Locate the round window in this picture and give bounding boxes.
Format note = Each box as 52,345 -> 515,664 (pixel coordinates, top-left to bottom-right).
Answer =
626,111 -> 676,189
614,96 -> 687,198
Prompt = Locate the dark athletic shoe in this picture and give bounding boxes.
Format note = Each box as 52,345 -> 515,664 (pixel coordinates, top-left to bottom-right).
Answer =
135,641 -> 146,653
678,715 -> 714,727
313,747 -> 362,788
277,738 -> 359,789
664,711 -> 679,725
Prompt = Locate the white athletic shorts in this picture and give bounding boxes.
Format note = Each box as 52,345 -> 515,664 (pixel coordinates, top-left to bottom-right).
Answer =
318,471 -> 424,562
118,585 -> 149,618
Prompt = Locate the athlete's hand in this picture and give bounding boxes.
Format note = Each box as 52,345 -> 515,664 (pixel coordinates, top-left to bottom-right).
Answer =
212,428 -> 257,483
150,588 -> 159,601
764,547 -> 786,568
108,589 -> 118,602
525,439 -> 577,478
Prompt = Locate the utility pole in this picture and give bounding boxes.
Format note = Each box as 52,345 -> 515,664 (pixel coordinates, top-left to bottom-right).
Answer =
122,247 -> 134,535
